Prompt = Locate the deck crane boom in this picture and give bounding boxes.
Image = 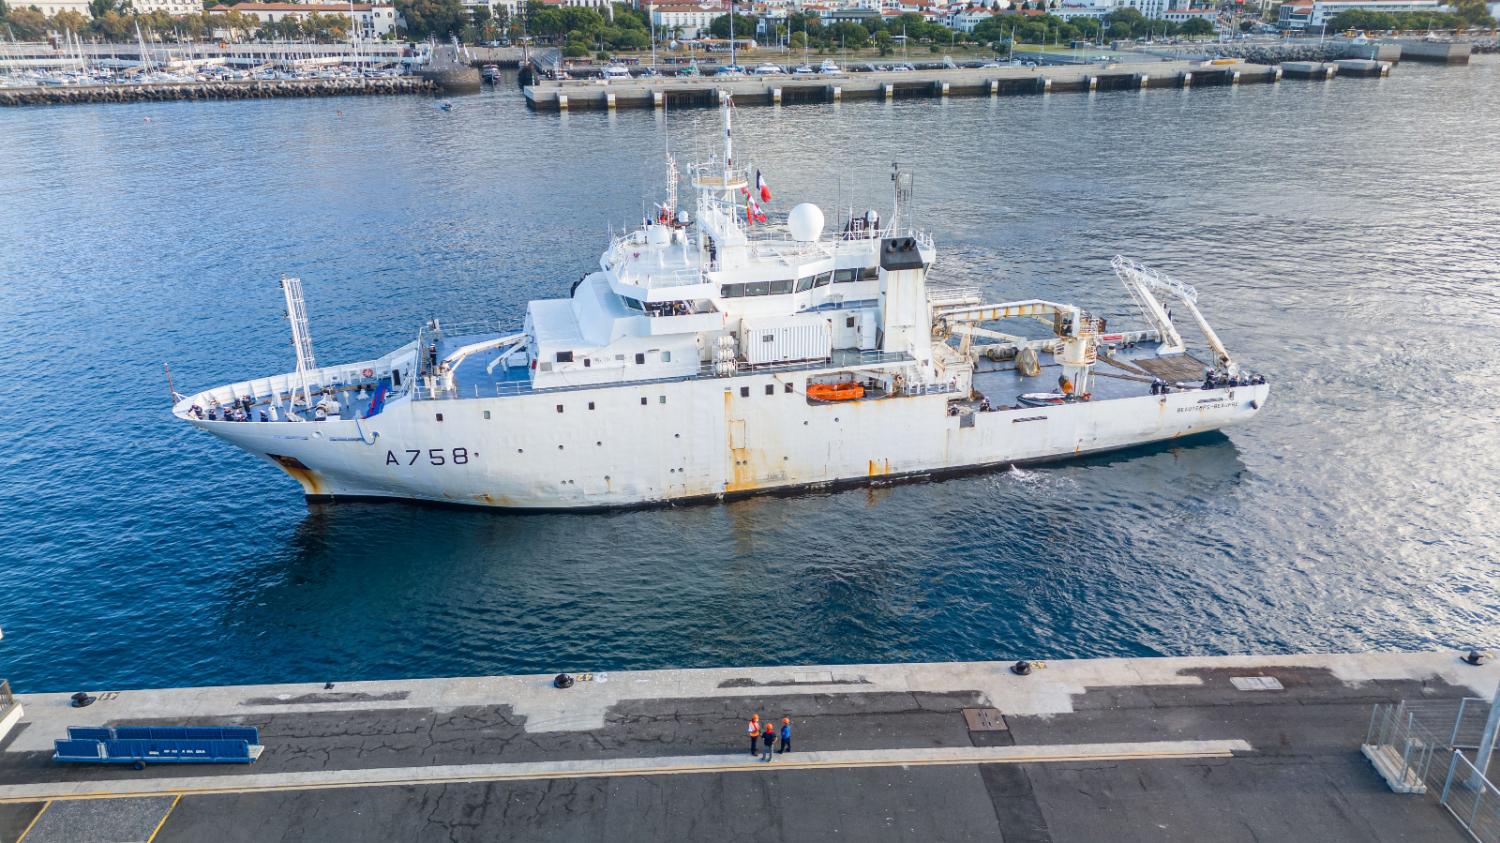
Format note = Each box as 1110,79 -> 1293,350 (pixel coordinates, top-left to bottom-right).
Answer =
1112,255 -> 1237,374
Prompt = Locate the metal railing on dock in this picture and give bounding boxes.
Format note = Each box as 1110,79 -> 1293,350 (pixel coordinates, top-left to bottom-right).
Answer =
1363,697 -> 1500,841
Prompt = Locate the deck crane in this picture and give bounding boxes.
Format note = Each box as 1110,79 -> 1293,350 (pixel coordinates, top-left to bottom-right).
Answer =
1111,256 -> 1237,376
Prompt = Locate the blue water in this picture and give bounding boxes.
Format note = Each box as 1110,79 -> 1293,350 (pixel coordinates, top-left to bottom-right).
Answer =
2,62 -> 1498,694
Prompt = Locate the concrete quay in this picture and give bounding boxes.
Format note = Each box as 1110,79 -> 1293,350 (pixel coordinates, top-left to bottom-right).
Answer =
0,651 -> 1493,842
523,58 -> 1375,112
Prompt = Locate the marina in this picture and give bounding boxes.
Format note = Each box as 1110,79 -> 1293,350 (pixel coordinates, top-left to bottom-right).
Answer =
0,651 -> 1495,841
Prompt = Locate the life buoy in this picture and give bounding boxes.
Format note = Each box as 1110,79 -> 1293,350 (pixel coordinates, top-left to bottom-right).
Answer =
361,368 -> 375,378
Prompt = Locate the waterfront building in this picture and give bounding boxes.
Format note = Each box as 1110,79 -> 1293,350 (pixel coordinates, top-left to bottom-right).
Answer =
650,1 -> 727,39
132,0 -> 203,16
18,0 -> 89,15
1276,0 -> 1443,28
204,2 -> 400,36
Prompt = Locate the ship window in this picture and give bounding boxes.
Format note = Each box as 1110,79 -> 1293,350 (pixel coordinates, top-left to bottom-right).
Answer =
635,353 -> 646,364
436,413 -> 443,422
659,395 -> 666,404
483,410 -> 491,419
392,369 -> 402,387
588,401 -> 595,410
641,397 -> 648,405
813,272 -> 833,288
661,351 -> 671,363
555,351 -> 573,363
769,279 -> 794,295
720,283 -> 745,298
765,384 -> 774,396
833,269 -> 858,283
761,334 -> 774,343
556,404 -> 564,413
584,359 -> 591,367
861,266 -> 879,280
740,386 -> 750,397
846,316 -> 856,328
795,277 -> 815,293
622,295 -> 644,311
785,383 -> 794,394
746,281 -> 771,297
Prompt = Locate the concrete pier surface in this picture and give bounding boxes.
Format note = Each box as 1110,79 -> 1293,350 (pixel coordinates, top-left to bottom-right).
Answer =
0,651 -> 1494,842
524,59 -> 1342,111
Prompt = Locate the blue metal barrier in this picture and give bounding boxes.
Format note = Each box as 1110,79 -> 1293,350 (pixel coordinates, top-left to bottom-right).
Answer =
54,724 -> 262,767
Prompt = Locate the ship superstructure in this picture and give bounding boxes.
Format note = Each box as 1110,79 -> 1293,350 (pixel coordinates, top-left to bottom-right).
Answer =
173,99 -> 1268,510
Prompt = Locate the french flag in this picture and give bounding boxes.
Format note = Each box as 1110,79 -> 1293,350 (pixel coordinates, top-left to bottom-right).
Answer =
755,170 -> 771,203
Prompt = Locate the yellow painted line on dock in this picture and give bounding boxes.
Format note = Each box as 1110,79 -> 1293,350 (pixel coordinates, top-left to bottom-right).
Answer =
0,740 -> 1250,805
13,800 -> 49,843
143,794 -> 181,843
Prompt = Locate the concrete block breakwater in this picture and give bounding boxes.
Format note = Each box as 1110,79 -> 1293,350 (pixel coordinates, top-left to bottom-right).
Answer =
0,76 -> 436,107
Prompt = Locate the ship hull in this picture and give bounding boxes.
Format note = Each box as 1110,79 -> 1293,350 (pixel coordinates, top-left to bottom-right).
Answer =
190,374 -> 1268,510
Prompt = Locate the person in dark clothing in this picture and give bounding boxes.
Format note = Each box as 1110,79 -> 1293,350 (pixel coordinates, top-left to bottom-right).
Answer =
761,722 -> 776,761
779,718 -> 792,754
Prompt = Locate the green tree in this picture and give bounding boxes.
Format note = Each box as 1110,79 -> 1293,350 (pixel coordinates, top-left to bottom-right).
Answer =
51,9 -> 91,32
397,0 -> 464,39
874,28 -> 892,55
1179,16 -> 1214,36
707,12 -> 757,40
830,20 -> 867,48
3,5 -> 45,37
789,29 -> 806,49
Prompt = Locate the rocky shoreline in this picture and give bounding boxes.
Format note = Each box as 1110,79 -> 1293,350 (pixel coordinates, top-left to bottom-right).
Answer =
0,76 -> 437,107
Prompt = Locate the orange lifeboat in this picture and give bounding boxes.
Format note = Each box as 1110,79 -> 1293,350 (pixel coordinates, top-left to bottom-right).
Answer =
807,383 -> 864,402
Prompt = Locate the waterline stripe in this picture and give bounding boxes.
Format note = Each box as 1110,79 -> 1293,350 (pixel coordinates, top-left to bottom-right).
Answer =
0,740 -> 1251,804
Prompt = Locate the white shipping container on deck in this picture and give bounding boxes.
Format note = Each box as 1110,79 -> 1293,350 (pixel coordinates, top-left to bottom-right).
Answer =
740,314 -> 833,365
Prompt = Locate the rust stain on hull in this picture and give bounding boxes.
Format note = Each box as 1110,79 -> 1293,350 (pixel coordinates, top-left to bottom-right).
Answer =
269,453 -> 324,496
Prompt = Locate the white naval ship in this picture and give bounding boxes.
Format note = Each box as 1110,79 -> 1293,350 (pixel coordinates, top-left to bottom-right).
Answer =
173,99 -> 1269,510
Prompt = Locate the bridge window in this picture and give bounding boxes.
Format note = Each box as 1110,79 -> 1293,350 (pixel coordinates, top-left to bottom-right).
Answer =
833,269 -> 859,283
720,283 -> 745,298
795,277 -> 815,293
814,271 -> 833,288
860,266 -> 880,280
746,281 -> 770,296
769,279 -> 794,295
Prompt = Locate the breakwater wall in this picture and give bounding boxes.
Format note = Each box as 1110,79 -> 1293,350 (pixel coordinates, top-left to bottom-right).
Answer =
0,76 -> 436,107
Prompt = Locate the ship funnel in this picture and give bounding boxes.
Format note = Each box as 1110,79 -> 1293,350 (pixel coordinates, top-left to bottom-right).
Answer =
787,203 -> 824,242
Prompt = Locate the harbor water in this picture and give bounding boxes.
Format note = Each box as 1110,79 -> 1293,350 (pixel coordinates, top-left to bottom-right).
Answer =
1,61 -> 1497,693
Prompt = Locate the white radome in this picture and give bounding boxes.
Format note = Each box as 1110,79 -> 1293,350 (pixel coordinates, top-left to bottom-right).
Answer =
787,203 -> 824,242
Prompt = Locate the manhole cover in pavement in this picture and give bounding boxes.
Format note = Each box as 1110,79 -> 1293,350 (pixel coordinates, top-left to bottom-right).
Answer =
963,708 -> 1008,731
1230,676 -> 1284,691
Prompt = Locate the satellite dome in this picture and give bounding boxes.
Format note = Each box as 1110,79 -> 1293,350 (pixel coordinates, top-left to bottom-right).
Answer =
787,203 -> 824,243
